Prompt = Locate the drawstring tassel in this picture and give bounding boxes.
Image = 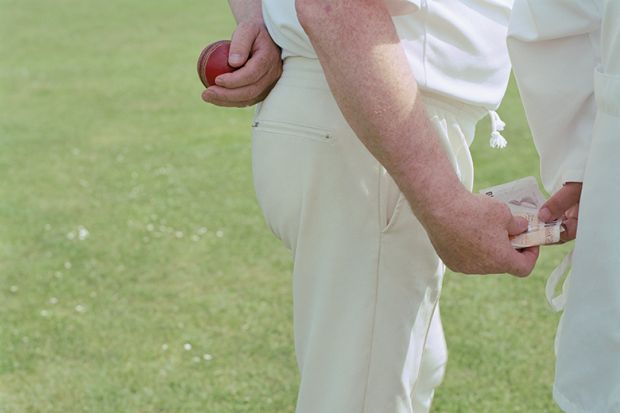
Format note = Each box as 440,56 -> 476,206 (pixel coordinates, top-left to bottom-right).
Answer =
489,110 -> 508,149
490,131 -> 508,149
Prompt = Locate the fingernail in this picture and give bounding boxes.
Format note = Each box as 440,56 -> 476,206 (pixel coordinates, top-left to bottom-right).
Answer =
229,54 -> 244,66
538,207 -> 551,222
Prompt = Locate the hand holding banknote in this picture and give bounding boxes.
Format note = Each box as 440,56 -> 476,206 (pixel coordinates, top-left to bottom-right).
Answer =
419,187 -> 539,277
480,177 -> 571,248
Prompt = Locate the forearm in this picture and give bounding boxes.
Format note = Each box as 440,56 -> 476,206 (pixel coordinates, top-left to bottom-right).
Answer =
296,0 -> 466,225
228,0 -> 263,23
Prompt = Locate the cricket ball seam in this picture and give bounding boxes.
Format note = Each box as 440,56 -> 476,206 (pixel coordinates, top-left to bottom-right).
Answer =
197,40 -> 230,88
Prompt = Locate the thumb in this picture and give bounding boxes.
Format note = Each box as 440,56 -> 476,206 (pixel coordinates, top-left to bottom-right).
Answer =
507,215 -> 529,236
228,22 -> 259,67
539,183 -> 582,222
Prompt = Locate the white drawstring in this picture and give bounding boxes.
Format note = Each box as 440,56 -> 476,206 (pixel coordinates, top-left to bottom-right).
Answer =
545,249 -> 574,312
489,110 -> 508,149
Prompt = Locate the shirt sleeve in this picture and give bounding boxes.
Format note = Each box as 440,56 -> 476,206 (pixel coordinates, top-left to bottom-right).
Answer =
507,0 -> 601,193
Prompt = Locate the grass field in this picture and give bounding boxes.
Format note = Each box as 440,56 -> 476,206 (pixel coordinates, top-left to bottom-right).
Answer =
1,1 -> 570,412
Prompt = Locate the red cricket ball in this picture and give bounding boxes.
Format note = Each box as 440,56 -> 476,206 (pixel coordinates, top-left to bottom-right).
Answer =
197,40 -> 237,88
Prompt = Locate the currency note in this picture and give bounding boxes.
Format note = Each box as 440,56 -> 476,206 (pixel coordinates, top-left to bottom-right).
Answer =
480,176 -> 561,248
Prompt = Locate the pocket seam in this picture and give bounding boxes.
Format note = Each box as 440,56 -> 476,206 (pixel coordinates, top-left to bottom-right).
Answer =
252,119 -> 335,144
382,192 -> 405,233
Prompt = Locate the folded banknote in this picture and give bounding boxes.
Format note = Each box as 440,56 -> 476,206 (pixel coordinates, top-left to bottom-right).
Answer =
480,176 -> 561,248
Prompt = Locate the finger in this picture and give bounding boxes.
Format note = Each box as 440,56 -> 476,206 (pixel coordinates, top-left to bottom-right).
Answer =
206,99 -> 257,108
203,82 -> 268,105
507,215 -> 529,236
205,97 -> 256,108
202,89 -> 256,108
539,183 -> 582,222
216,56 -> 272,88
560,218 -> 578,242
201,88 -> 218,103
228,22 -> 260,67
508,246 -> 540,277
565,203 -> 580,220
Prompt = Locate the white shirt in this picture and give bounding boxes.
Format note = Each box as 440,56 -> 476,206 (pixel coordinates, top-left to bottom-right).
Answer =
507,0 -> 602,193
263,0 -> 513,111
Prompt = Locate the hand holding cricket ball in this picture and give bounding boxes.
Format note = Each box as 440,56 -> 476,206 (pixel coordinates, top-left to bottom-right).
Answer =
199,21 -> 283,107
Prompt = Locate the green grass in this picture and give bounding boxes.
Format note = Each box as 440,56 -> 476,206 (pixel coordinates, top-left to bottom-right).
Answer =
1,1 -> 568,412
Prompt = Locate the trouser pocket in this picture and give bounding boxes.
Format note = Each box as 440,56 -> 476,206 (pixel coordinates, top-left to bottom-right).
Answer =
251,119 -> 335,251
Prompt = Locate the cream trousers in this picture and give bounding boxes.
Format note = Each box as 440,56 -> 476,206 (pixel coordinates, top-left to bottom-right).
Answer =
252,57 -> 485,413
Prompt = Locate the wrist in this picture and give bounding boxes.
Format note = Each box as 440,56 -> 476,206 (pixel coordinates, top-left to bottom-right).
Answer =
232,5 -> 264,26
233,17 -> 265,30
229,0 -> 264,25
412,178 -> 469,228
396,160 -> 469,231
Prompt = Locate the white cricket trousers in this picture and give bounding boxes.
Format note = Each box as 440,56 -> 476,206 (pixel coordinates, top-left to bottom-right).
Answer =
252,56 -> 485,413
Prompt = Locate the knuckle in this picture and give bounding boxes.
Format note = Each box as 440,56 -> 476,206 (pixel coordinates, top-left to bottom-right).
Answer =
490,200 -> 510,217
500,203 -> 512,216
